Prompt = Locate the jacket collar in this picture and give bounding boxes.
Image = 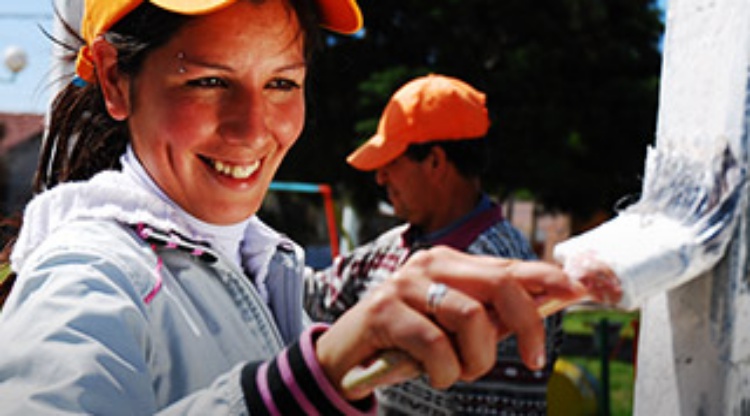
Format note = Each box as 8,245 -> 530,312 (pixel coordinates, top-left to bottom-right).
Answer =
403,194 -> 503,251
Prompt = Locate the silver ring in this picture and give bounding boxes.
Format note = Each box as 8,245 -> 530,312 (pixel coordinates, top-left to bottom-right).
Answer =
426,283 -> 449,314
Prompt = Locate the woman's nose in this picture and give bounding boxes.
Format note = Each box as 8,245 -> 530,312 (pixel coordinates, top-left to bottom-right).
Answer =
222,93 -> 270,144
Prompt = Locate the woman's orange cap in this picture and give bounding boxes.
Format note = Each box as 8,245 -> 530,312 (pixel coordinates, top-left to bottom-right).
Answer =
75,0 -> 363,83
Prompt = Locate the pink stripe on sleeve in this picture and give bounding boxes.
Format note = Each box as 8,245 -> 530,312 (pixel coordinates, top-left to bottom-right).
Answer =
255,362 -> 282,416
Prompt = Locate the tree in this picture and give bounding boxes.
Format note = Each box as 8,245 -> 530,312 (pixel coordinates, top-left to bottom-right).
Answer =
277,0 -> 664,225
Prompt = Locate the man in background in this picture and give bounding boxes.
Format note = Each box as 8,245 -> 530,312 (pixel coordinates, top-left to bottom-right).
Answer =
305,74 -> 561,415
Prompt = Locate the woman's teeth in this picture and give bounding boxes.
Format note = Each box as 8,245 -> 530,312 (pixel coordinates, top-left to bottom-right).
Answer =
213,160 -> 260,179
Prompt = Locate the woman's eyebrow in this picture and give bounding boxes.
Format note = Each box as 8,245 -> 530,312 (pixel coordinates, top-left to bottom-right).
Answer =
177,55 -> 307,74
273,61 -> 308,74
178,55 -> 232,72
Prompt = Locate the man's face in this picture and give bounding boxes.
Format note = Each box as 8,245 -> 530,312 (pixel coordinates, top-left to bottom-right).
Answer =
375,152 -> 435,227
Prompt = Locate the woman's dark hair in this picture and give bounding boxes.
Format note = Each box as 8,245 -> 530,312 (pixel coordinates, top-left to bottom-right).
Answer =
0,214 -> 20,307
36,0 -> 322,192
404,138 -> 489,178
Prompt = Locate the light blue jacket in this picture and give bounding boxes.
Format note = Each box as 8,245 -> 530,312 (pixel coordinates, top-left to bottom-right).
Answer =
0,171 -> 307,415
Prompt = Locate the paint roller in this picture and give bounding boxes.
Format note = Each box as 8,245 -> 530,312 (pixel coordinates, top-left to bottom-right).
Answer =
555,143 -> 745,310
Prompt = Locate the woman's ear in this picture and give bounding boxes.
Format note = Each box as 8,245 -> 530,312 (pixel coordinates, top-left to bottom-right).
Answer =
90,37 -> 130,121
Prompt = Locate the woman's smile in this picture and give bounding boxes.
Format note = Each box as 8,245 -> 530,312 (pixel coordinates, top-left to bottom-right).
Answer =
202,156 -> 262,180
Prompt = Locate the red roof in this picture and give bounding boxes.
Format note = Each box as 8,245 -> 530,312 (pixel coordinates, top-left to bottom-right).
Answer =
0,112 -> 44,155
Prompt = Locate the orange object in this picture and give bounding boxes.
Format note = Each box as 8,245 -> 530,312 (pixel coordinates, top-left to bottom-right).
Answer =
318,184 -> 340,258
75,0 -> 363,83
346,74 -> 490,171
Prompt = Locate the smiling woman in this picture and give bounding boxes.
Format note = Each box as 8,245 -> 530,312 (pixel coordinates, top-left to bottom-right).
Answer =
94,0 -> 308,224
0,0 -> 595,414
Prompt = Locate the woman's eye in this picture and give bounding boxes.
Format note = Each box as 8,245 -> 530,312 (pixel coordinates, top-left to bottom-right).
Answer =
267,78 -> 301,91
187,77 -> 227,88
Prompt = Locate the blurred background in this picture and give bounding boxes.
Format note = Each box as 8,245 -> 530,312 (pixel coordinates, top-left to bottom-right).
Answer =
0,1 -> 667,414
0,0 -> 666,240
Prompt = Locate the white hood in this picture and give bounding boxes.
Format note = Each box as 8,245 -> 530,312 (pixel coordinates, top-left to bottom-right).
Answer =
10,170 -> 292,290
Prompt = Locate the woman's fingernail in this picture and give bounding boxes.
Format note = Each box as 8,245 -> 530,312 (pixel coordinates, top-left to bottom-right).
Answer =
535,350 -> 547,369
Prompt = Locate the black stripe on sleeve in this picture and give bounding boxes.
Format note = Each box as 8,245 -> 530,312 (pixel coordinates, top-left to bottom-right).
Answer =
241,361 -> 272,416
265,356 -> 307,415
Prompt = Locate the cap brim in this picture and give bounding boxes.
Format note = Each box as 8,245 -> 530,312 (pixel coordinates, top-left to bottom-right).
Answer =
152,0 -> 362,34
151,0 -> 237,14
316,0 -> 363,34
346,133 -> 408,171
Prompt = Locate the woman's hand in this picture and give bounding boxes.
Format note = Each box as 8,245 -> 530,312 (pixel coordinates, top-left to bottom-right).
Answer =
315,246 -> 589,400
560,250 -> 623,306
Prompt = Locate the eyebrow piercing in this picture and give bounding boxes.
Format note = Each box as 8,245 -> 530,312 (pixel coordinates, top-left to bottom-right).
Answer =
177,52 -> 187,74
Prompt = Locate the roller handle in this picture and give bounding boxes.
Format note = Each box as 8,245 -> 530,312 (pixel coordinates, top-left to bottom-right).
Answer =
341,297 -> 583,393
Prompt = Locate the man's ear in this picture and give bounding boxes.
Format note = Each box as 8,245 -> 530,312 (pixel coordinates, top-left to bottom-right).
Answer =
430,146 -> 448,171
90,37 -> 130,121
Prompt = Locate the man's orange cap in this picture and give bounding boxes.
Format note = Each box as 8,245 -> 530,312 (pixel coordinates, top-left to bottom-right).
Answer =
346,74 -> 490,171
75,0 -> 363,83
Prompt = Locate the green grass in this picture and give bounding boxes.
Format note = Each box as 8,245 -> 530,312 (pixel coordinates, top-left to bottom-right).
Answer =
560,308 -> 639,416
562,308 -> 639,338
563,356 -> 635,416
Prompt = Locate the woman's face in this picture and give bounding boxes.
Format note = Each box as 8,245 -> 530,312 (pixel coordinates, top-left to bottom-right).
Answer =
109,0 -> 306,224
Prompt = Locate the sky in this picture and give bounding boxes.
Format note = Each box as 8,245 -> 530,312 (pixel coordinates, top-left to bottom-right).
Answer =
0,1 -> 54,114
0,0 -> 669,115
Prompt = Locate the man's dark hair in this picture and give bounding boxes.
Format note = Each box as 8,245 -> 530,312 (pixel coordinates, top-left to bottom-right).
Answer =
403,138 -> 489,178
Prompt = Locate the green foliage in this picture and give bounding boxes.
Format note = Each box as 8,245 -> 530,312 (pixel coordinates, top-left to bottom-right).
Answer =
563,308 -> 640,337
0,263 -> 8,284
562,308 -> 640,415
279,0 -> 664,221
